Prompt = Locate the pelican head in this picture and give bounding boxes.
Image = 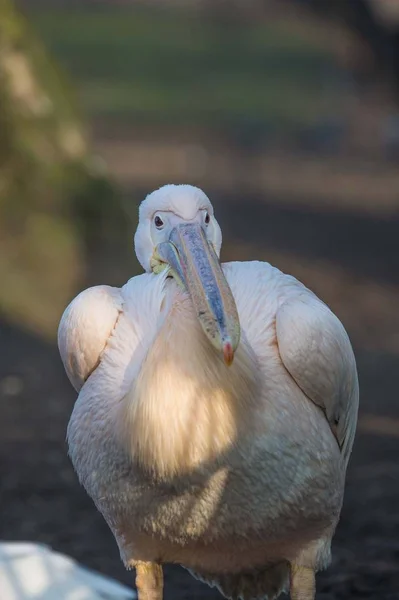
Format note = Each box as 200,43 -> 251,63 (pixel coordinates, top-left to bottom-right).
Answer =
134,184 -> 240,365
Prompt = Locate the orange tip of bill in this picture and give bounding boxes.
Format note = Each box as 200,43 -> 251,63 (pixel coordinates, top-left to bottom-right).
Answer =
223,341 -> 234,366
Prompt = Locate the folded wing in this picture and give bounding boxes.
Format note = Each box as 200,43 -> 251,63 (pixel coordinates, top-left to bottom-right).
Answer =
276,293 -> 359,465
58,285 -> 123,391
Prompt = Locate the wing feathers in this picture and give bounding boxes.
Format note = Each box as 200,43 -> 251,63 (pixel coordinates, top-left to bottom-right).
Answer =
58,285 -> 122,391
276,294 -> 359,464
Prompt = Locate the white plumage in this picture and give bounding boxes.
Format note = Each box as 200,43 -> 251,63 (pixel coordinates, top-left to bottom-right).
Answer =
0,542 -> 135,600
58,184 -> 359,600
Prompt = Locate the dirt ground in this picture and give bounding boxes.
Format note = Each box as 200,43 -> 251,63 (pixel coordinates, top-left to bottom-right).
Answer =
1,188 -> 399,599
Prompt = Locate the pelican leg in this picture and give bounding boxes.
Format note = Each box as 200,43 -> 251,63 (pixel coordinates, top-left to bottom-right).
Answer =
135,562 -> 163,600
290,565 -> 315,600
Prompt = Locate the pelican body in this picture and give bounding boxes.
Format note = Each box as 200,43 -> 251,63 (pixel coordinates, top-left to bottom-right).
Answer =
59,185 -> 359,600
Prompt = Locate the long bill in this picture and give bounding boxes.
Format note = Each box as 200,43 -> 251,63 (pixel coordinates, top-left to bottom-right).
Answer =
155,223 -> 240,366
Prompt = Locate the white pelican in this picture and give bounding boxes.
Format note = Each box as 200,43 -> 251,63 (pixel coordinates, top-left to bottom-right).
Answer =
58,184 -> 358,600
0,542 -> 135,600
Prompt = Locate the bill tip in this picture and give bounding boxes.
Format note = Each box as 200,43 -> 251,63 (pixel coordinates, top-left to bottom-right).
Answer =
223,341 -> 234,366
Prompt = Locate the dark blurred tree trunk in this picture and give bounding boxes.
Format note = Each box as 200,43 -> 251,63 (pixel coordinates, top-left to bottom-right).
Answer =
0,0 -> 118,338
290,0 -> 399,101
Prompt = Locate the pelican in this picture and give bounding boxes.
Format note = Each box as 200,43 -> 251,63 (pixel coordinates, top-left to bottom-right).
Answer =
58,184 -> 358,600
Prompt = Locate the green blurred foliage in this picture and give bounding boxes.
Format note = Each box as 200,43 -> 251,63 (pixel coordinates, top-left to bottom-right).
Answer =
30,6 -> 341,132
0,0 -> 120,338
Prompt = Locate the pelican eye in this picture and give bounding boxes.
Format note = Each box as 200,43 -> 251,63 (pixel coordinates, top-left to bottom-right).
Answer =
204,211 -> 210,225
154,215 -> 164,229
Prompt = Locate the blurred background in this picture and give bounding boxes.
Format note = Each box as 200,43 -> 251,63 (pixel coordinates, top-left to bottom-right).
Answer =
1,0 -> 399,598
